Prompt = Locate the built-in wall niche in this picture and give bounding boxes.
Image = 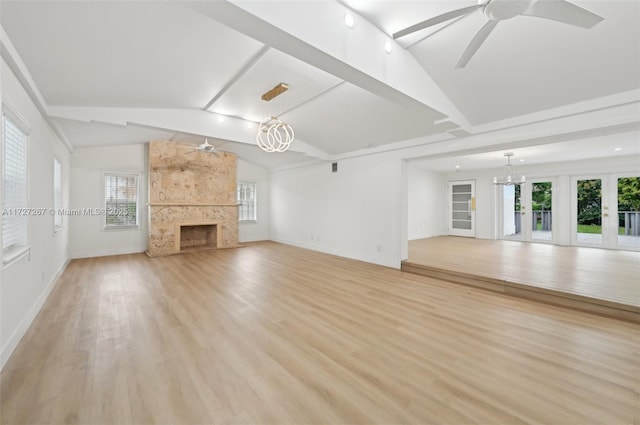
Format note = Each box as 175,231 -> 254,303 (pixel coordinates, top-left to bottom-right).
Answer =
146,140 -> 240,257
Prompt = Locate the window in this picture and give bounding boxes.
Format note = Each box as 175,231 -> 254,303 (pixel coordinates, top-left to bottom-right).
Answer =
2,107 -> 29,256
104,173 -> 139,229
53,158 -> 62,230
237,182 -> 256,222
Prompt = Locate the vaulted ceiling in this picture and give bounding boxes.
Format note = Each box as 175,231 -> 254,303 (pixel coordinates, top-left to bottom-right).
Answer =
1,0 -> 638,169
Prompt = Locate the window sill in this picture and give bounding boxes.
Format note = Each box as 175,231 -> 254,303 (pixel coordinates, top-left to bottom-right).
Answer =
239,220 -> 257,224
103,225 -> 140,232
3,245 -> 30,268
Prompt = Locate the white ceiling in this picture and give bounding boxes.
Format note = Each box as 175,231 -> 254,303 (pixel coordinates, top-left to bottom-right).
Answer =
1,1 -> 264,109
406,1 -> 640,124
1,0 -> 639,170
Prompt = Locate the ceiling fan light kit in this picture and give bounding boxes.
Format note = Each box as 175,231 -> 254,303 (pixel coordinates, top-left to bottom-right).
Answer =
392,0 -> 604,68
198,139 -> 215,152
256,83 -> 295,153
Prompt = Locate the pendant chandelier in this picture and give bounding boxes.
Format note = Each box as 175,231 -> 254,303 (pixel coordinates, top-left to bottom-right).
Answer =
256,116 -> 295,153
493,152 -> 525,185
256,83 -> 295,153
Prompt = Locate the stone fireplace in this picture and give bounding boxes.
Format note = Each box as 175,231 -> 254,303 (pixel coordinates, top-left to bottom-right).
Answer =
146,141 -> 240,257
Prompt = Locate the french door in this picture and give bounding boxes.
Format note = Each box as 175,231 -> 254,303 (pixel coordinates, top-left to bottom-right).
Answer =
572,174 -> 640,250
499,179 -> 555,243
448,180 -> 475,237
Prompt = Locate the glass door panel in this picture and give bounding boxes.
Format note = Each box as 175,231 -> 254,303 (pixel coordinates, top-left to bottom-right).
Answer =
576,178 -> 602,246
449,180 -> 475,237
617,176 -> 640,249
531,181 -> 552,241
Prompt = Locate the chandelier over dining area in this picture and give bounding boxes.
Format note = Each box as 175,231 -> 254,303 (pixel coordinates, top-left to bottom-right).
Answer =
493,152 -> 526,185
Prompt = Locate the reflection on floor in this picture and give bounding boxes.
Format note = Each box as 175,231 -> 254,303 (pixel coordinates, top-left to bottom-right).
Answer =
403,236 -> 640,323
503,232 -> 640,247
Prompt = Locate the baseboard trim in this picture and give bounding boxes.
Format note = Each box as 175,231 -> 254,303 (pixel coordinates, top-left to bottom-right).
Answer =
270,237 -> 399,269
71,247 -> 145,259
0,258 -> 70,371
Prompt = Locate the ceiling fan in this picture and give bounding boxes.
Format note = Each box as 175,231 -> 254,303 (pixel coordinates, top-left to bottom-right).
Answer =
182,139 -> 226,156
392,0 -> 604,69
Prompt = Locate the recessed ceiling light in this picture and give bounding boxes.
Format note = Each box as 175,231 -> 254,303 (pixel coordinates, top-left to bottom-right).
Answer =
384,40 -> 392,54
455,165 -> 460,169
519,159 -> 525,162
344,13 -> 355,29
217,115 -> 225,123
614,147 -> 622,151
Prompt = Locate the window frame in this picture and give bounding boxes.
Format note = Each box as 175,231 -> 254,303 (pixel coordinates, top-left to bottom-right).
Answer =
237,181 -> 257,223
53,157 -> 63,232
2,104 -> 31,265
102,172 -> 140,231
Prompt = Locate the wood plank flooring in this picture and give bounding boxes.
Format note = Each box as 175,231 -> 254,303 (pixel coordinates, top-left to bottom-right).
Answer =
1,241 -> 639,424
404,237 -> 640,322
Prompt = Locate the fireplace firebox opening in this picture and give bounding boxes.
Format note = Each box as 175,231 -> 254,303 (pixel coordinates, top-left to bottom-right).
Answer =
179,224 -> 218,252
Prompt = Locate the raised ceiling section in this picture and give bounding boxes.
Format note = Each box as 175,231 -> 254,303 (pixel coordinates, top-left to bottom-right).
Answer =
0,1 -> 264,109
344,0 -> 640,125
1,0 -> 639,169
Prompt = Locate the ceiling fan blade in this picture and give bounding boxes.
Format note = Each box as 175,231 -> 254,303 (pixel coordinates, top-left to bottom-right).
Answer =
522,0 -> 604,29
456,20 -> 499,69
392,4 -> 483,39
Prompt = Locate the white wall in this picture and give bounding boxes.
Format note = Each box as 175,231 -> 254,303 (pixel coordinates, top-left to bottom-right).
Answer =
69,144 -> 147,258
1,57 -> 71,369
237,159 -> 269,242
270,154 -> 403,268
407,164 -> 446,240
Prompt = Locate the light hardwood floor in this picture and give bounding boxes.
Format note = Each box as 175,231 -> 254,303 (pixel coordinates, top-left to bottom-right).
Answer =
406,237 -> 640,311
1,241 -> 639,424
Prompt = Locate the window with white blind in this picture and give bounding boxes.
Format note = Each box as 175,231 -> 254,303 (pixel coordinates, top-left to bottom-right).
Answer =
103,173 -> 139,230
2,107 -> 29,257
53,158 -> 62,230
237,182 -> 256,222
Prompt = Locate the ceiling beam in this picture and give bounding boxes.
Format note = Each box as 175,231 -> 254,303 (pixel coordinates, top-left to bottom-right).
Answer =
329,101 -> 640,162
0,26 -> 74,153
47,106 -> 331,160
203,45 -> 270,111
182,0 -> 471,131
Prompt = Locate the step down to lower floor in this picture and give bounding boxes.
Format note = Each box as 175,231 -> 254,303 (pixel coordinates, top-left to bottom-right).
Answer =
401,261 -> 640,324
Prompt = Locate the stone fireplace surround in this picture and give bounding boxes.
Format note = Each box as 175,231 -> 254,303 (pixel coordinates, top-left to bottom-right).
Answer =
146,141 -> 241,257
